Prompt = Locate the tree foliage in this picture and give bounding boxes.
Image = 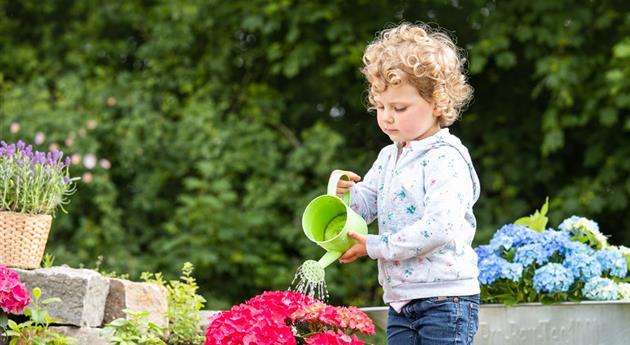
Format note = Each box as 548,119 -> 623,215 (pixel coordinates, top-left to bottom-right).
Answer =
1,0 -> 629,307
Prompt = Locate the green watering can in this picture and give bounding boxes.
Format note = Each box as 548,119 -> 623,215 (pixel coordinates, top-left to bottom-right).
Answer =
302,171 -> 368,269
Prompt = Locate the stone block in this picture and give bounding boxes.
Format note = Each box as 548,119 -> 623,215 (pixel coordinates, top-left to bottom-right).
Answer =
50,326 -> 113,345
14,266 -> 110,327
198,310 -> 220,332
103,278 -> 168,328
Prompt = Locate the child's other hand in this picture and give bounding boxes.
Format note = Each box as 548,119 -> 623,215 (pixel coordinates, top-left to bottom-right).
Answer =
334,170 -> 361,197
339,231 -> 367,263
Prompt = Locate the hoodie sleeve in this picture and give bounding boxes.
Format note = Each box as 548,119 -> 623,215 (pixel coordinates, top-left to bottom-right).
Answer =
348,147 -> 389,225
366,147 -> 474,261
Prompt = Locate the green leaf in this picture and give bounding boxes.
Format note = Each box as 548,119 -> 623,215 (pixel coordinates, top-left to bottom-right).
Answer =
0,311 -> 7,329
41,297 -> 62,305
540,296 -> 556,305
7,319 -> 19,331
514,197 -> 549,232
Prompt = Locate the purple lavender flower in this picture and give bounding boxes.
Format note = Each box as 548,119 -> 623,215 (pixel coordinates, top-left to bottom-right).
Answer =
1,141 -> 77,214
6,144 -> 16,156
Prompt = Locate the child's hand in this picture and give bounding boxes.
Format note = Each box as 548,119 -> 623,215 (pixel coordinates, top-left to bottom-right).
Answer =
333,170 -> 361,197
339,231 -> 367,263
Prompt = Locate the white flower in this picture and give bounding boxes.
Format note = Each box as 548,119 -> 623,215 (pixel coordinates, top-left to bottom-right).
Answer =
83,154 -> 97,169
559,216 -> 608,248
34,131 -> 46,145
99,159 -> 111,170
618,283 -> 630,300
65,136 -> 75,147
71,153 -> 82,165
87,119 -> 98,129
617,245 -> 630,256
10,122 -> 20,133
82,172 -> 93,183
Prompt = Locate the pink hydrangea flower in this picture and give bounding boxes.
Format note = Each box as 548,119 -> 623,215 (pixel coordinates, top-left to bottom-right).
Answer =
305,330 -> 364,345
0,265 -> 30,314
205,291 -> 375,345
336,306 -> 376,335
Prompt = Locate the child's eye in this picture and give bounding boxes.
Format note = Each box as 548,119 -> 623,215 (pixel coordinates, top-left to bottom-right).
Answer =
376,105 -> 384,110
394,107 -> 407,112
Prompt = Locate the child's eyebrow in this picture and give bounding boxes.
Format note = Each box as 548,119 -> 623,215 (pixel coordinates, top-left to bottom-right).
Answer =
375,99 -> 411,105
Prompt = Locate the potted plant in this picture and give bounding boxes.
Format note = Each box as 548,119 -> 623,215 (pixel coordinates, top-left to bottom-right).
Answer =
205,291 -> 375,344
361,200 -> 630,344
472,200 -> 630,344
0,141 -> 78,269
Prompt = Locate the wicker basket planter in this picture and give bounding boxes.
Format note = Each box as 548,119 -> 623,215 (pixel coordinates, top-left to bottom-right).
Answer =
0,211 -> 53,269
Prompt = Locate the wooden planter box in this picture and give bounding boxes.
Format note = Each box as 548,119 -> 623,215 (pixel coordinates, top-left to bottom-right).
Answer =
361,300 -> 630,345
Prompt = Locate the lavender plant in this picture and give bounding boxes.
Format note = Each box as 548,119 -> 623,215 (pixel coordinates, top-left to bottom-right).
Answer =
476,200 -> 630,305
0,140 -> 78,215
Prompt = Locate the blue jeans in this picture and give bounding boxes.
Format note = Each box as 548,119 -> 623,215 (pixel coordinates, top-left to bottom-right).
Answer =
387,294 -> 479,345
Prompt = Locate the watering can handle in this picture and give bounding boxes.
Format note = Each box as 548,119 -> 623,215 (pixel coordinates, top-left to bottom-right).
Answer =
327,171 -> 351,205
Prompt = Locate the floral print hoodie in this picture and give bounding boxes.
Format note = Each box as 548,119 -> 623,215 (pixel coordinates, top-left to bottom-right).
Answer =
350,128 -> 481,305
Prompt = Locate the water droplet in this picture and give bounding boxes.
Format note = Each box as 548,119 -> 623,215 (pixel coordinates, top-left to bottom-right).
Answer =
288,260 -> 330,301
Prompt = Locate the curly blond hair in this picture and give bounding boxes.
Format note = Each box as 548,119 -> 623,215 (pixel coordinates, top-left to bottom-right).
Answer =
362,23 -> 473,126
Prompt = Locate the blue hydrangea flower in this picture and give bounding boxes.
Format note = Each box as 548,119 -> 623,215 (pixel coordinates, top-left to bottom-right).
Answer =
514,243 -> 550,266
564,241 -> 595,257
478,255 -> 506,284
563,253 -> 602,282
474,245 -> 493,261
478,255 -> 523,284
501,262 -> 524,282
533,263 -> 574,293
489,233 -> 513,252
582,277 -> 618,300
509,225 -> 541,246
490,224 -> 540,250
538,229 -> 572,257
595,249 -> 628,278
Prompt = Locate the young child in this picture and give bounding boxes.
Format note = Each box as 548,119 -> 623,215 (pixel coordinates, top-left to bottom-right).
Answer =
336,23 -> 481,344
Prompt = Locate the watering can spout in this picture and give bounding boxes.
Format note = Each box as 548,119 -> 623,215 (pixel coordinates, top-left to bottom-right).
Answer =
318,251 -> 342,269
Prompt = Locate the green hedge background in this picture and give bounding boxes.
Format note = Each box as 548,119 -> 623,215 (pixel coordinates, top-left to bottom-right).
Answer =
1,0 -> 629,308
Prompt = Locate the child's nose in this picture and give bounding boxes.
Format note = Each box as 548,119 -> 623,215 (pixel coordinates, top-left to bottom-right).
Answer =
384,109 -> 395,122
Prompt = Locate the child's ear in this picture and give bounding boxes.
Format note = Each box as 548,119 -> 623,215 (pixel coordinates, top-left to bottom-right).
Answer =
432,106 -> 442,117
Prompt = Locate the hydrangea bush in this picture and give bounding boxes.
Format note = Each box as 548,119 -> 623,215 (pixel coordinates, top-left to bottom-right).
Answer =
0,265 -> 30,333
0,140 -> 78,215
476,201 -> 630,305
205,291 -> 375,345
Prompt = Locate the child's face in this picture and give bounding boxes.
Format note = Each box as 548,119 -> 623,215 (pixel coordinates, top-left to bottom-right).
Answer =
374,82 -> 440,144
